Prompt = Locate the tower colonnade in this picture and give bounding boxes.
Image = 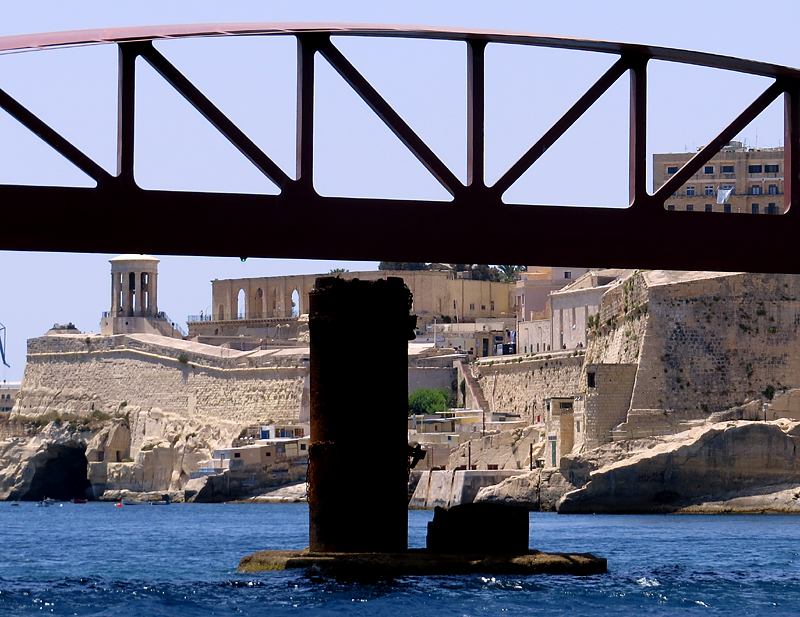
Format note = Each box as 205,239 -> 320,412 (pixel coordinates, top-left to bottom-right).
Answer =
101,254 -> 180,338
110,255 -> 159,318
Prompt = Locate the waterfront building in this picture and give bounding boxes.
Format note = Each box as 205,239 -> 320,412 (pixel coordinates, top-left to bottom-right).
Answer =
653,141 -> 785,214
188,269 -> 514,341
0,381 -> 20,413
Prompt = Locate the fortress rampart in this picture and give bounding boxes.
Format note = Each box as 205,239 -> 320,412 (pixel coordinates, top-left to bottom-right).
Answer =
16,334 -> 308,426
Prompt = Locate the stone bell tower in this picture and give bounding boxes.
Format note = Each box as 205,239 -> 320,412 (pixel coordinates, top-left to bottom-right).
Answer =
100,254 -> 180,338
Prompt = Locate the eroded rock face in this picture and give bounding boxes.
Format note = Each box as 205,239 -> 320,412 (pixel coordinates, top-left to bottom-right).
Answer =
558,420 -> 800,513
0,408 -> 241,500
0,423 -> 91,500
474,469 -> 574,511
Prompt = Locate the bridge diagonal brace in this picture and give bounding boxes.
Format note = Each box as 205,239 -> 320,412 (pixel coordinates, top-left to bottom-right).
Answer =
317,37 -> 463,198
654,80 -> 785,204
137,41 -> 292,190
0,86 -> 112,185
492,57 -> 631,197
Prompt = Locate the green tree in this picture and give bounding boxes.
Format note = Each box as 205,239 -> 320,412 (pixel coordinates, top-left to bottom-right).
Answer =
408,388 -> 453,415
497,265 -> 526,283
471,264 -> 503,282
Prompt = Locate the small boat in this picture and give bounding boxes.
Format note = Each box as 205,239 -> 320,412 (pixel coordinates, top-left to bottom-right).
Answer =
71,498 -> 88,504
10,500 -> 19,506
36,500 -> 49,507
148,500 -> 169,505
121,499 -> 146,506
43,497 -> 56,505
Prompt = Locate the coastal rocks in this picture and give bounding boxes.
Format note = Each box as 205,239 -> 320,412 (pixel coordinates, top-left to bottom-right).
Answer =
0,423 -> 92,501
474,469 -> 574,511
0,405 -> 242,500
675,484 -> 800,513
558,420 -> 800,513
245,481 -> 308,503
409,469 -> 527,509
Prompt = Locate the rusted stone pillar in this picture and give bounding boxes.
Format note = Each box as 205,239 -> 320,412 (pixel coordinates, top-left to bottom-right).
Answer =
308,277 -> 415,553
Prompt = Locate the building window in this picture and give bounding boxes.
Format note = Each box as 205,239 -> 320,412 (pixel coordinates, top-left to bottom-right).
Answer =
704,186 -> 714,196
686,186 -> 695,196
769,184 -> 778,195
768,203 -> 778,215
587,372 -> 596,388
721,165 -> 734,173
667,166 -> 678,174
490,301 -> 495,311
722,184 -> 735,194
765,164 -> 779,173
454,301 -> 457,310
481,304 -> 486,310
705,204 -> 713,212
234,452 -> 241,458
469,303 -> 475,310
667,204 -> 675,211
752,204 -> 760,214
686,204 -> 694,212
724,204 -> 731,213
564,271 -> 572,279
748,165 -> 763,173
576,421 -> 581,433
751,185 -> 762,195
704,165 -> 714,174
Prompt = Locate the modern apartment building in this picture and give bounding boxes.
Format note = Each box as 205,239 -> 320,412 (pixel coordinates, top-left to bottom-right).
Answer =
653,141 -> 784,215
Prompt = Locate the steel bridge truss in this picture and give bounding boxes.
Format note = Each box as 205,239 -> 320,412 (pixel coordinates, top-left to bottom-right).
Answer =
1,24 -> 799,272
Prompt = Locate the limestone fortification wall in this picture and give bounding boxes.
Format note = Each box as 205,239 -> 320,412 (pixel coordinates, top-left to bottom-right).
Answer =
473,354 -> 584,424
470,270 -> 800,450
630,272 -> 800,417
585,272 -> 649,367
16,335 -> 307,426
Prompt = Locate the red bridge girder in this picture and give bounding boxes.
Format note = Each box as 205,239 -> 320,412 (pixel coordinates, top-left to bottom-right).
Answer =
1,24 -> 799,272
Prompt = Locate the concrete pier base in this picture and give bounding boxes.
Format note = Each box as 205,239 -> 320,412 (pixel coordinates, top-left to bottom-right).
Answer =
238,549 -> 607,577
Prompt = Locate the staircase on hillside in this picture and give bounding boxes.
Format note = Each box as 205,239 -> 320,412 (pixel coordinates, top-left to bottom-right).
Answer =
456,360 -> 489,412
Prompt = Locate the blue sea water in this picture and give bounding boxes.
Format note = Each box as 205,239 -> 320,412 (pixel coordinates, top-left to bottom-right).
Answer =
0,502 -> 799,616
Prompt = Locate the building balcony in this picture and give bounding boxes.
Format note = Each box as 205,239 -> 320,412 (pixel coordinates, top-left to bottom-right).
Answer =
187,313 -> 298,323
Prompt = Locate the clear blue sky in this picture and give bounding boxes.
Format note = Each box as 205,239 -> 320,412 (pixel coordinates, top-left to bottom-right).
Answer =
0,0 -> 798,380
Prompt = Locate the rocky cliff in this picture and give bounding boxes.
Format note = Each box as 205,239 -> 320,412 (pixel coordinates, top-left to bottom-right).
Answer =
1,333 -> 310,501
0,407 -> 240,501
475,418 -> 800,514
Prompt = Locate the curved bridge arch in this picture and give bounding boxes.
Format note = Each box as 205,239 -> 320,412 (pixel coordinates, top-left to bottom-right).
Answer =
1,23 -> 799,272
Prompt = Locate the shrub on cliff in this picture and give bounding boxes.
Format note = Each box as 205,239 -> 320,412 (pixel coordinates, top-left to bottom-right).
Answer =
408,388 -> 453,416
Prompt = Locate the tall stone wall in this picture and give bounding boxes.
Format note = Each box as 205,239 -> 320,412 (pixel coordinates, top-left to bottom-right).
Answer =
630,272 -> 800,417
472,354 -> 585,424
585,272 -> 649,367
584,364 -> 638,448
16,336 -> 307,426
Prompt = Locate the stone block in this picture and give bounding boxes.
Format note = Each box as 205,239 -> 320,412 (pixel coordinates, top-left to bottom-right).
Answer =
426,503 -> 529,553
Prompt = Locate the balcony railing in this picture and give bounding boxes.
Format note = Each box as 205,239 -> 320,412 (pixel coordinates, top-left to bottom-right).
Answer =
188,312 -> 271,322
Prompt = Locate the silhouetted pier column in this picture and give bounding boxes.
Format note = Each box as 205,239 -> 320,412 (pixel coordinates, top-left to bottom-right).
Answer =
308,277 -> 415,553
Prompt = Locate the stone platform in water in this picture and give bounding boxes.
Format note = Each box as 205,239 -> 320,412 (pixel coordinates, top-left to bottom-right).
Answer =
238,549 -> 607,577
